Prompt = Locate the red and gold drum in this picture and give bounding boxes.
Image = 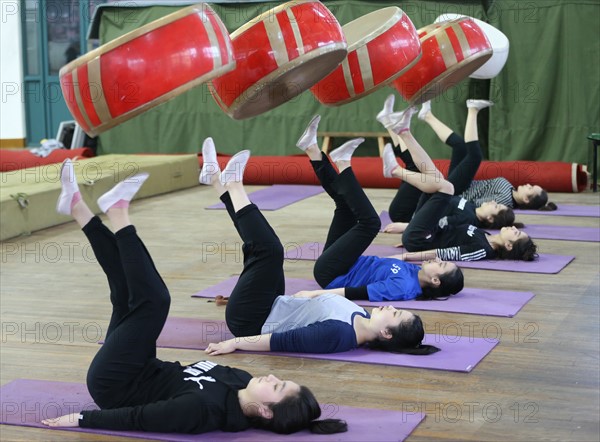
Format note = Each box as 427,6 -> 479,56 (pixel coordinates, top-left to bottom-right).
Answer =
311,7 -> 421,106
59,4 -> 234,137
392,18 -> 492,105
210,0 -> 347,120
434,14 -> 509,79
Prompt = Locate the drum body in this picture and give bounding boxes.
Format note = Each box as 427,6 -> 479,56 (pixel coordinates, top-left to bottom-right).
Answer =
434,14 -> 509,79
310,7 -> 421,106
210,0 -> 347,119
59,4 -> 234,137
392,18 -> 492,105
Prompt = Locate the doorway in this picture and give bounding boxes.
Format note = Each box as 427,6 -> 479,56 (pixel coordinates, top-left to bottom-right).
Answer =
21,0 -> 103,146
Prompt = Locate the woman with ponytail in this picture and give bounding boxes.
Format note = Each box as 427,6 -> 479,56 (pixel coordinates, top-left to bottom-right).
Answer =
200,134 -> 442,358
378,96 -> 556,231
379,105 -> 538,264
42,159 -> 346,435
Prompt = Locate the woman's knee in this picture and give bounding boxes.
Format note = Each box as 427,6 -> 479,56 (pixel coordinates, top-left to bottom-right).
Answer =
401,228 -> 426,252
158,289 -> 171,310
401,232 -> 415,251
247,241 -> 284,264
364,213 -> 382,235
313,262 -> 331,288
271,241 -> 284,262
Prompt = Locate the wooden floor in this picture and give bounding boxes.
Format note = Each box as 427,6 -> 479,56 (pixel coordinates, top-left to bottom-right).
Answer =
1,185 -> 599,441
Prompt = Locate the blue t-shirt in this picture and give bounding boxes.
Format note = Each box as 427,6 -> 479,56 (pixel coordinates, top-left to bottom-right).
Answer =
326,255 -> 423,301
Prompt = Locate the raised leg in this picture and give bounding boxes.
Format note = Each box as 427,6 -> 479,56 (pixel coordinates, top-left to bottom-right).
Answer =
86,177 -> 170,409
313,167 -> 381,288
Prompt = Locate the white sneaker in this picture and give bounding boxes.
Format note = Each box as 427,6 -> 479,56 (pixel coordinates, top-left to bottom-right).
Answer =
382,144 -> 399,178
97,173 -> 149,213
220,150 -> 251,185
296,115 -> 321,150
329,138 -> 364,163
389,107 -> 417,134
417,100 -> 431,121
56,159 -> 80,215
466,99 -> 494,110
376,94 -> 396,128
199,137 -> 220,185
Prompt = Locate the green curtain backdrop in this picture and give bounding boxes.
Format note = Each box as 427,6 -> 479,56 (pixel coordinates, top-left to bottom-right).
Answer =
95,0 -> 600,171
487,0 -> 600,167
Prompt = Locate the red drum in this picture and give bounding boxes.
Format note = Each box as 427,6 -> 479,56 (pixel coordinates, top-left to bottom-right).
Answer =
59,4 -> 234,137
311,7 -> 421,106
210,0 -> 347,120
434,14 -> 509,80
392,18 -> 492,105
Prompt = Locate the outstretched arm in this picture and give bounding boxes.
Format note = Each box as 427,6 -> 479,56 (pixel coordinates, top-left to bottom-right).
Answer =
383,222 -> 409,234
45,395 -> 222,433
205,334 -> 272,355
389,249 -> 439,261
42,413 -> 80,427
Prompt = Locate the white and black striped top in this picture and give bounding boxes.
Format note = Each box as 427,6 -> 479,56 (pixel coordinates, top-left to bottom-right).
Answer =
460,177 -> 515,207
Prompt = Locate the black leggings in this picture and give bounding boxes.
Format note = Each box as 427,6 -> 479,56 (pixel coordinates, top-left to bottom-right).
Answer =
312,154 -> 381,288
84,217 -> 170,409
389,133 -> 483,221
402,193 -> 452,251
402,135 -> 483,250
221,193 -> 285,338
388,148 -> 423,222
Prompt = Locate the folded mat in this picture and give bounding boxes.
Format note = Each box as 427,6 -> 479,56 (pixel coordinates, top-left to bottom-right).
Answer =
0,379 -> 424,442
284,242 -> 574,274
147,318 -> 497,373
515,204 -> 599,217
192,276 -> 534,317
379,211 -> 599,241
0,154 -> 199,241
0,147 -> 94,172
206,185 -> 324,211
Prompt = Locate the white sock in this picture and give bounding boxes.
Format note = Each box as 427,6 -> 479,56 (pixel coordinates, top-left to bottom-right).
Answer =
329,138 -> 364,163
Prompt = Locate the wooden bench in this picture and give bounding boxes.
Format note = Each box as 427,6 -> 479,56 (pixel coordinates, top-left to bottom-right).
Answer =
318,131 -> 392,156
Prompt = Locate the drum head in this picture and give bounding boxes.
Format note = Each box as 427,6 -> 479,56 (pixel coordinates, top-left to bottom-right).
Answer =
343,7 -> 402,49
409,52 -> 492,105
221,47 -> 348,119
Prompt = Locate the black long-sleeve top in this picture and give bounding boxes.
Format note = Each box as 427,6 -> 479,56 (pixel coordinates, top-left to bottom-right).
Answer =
79,360 -> 251,434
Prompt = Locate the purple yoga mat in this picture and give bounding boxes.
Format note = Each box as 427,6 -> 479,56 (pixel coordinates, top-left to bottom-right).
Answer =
454,254 -> 574,273
206,185 -> 324,211
488,224 -> 600,242
284,242 -> 402,261
379,211 -> 394,230
515,204 -> 600,217
284,242 -> 575,274
192,276 -> 534,317
152,317 -> 497,373
0,379 -> 424,442
379,211 -> 599,242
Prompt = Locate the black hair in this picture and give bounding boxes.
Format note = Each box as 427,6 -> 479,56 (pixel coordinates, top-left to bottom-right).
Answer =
516,189 -> 557,211
480,207 -> 513,229
537,201 -> 558,211
495,236 -> 538,261
418,266 -> 464,300
250,386 -> 347,434
368,314 -> 440,355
